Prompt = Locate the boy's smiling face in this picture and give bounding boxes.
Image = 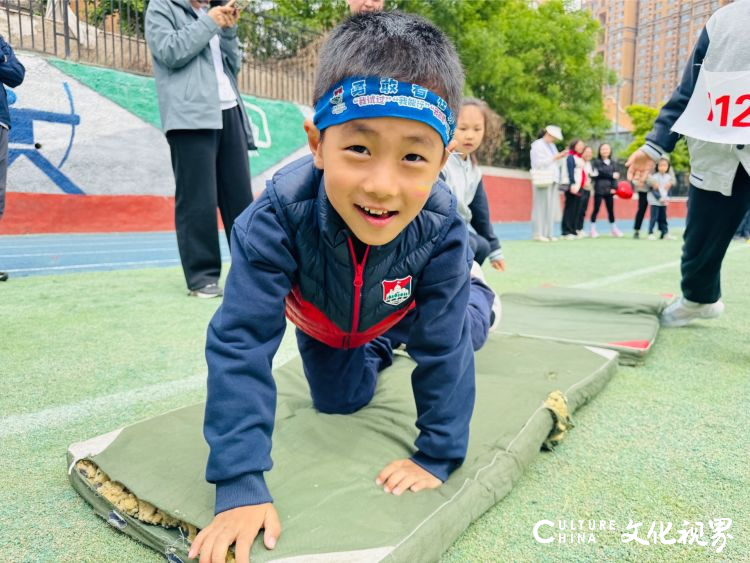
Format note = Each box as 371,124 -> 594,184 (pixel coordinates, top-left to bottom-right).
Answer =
305,117 -> 454,246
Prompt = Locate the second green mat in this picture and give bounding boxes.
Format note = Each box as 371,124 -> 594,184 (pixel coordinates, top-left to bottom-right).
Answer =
498,287 -> 671,365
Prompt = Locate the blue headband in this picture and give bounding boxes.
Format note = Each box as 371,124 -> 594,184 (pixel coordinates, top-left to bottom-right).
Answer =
313,77 -> 455,146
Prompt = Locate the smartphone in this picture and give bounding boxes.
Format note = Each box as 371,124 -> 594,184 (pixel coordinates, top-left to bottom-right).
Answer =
209,0 -> 225,7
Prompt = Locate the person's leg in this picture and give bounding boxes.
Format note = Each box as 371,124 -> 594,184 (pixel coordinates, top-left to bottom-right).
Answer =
0,128 -> 7,281
606,194 -> 622,236
0,128 -> 7,223
659,206 -> 669,238
634,192 -> 648,234
605,194 -> 616,223
465,269 -> 496,350
167,129 -> 222,291
590,193 -> 602,237
469,231 -> 491,264
648,205 -> 658,235
590,193 -> 602,223
576,190 -> 589,232
296,328 -> 394,414
561,192 -> 576,235
531,186 -> 544,239
738,209 -> 750,238
546,184 -> 560,239
680,167 -> 750,304
216,106 -> 254,243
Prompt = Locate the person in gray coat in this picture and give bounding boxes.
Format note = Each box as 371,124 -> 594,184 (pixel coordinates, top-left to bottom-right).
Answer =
146,0 -> 255,297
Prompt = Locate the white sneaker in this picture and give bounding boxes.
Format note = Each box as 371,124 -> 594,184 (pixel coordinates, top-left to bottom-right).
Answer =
533,236 -> 550,242
470,261 -> 502,331
660,297 -> 725,327
648,234 -> 657,240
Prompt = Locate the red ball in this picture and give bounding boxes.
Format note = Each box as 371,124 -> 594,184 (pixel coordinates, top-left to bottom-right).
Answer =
615,180 -> 634,199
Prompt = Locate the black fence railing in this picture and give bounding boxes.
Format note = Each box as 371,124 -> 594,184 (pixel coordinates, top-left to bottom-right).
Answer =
0,0 -> 321,105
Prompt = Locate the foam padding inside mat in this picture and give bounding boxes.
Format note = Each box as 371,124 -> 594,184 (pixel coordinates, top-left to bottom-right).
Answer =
498,287 -> 671,365
68,334 -> 617,562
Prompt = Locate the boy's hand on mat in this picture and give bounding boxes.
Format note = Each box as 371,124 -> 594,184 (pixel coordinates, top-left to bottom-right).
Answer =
188,503 -> 280,563
376,459 -> 441,496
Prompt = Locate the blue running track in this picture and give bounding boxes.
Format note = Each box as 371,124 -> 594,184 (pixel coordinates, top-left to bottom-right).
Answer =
0,219 -> 685,278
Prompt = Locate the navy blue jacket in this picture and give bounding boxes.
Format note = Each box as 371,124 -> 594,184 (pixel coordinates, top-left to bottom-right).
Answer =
204,156 -> 477,512
0,36 -> 25,128
468,180 -> 501,256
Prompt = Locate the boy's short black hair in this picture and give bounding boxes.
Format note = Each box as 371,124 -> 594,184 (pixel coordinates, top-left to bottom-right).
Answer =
313,11 -> 464,117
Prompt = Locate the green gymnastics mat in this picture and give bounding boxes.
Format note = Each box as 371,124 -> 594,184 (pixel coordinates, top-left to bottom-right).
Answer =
498,287 -> 672,365
67,334 -> 617,563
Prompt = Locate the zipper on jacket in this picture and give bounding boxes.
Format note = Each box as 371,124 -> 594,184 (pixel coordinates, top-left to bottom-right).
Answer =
346,237 -> 371,341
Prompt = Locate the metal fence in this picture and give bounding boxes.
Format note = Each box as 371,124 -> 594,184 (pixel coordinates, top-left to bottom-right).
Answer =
0,0 -> 321,105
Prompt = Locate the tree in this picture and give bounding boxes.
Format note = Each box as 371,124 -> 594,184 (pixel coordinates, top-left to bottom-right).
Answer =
250,0 -> 613,165
395,1 -> 612,134
625,104 -> 689,172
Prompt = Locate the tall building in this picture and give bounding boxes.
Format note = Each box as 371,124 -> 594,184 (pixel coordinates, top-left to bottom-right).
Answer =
582,0 -> 732,128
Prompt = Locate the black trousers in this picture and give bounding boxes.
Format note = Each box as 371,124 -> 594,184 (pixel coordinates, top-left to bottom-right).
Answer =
681,165 -> 750,303
166,106 -> 253,290
633,191 -> 649,231
575,189 -> 591,232
591,193 -> 615,223
648,205 -> 668,236
561,190 -> 582,236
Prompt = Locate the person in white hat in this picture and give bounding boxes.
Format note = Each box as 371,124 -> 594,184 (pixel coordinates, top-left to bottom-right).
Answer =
529,125 -> 566,241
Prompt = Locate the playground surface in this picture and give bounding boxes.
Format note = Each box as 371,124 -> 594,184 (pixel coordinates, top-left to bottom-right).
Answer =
1,231 -> 748,562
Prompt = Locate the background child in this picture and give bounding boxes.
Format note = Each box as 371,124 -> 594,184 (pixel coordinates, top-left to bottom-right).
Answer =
441,97 -> 505,270
561,138 -> 585,239
646,157 -> 673,240
632,176 -> 650,239
576,145 -> 594,237
189,12 -> 498,563
589,143 -> 623,238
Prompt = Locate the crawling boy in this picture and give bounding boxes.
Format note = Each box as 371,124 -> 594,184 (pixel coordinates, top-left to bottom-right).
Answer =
189,11 -> 499,562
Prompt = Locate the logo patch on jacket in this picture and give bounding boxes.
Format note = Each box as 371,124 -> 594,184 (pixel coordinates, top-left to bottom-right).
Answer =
382,276 -> 412,306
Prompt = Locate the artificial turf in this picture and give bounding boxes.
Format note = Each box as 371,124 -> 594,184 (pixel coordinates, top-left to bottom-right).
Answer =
1,233 -> 748,562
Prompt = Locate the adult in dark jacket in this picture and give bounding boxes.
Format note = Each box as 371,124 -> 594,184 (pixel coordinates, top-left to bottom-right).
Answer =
0,35 -> 25,282
589,143 -> 623,238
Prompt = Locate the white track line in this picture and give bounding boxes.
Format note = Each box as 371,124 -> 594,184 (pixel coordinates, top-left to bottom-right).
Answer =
0,351 -> 300,439
0,239 -> 181,251
6,259 -> 183,273
1,247 -> 176,258
572,243 -> 748,289
0,375 -> 206,439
